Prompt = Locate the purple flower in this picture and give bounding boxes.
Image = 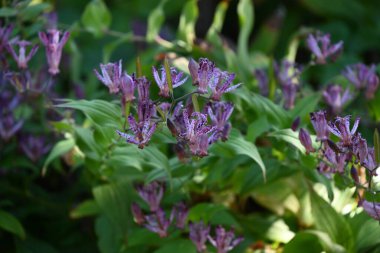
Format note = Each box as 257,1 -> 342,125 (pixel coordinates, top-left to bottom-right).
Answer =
0,114 -> 24,141
131,202 -> 146,225
328,115 -> 359,148
361,200 -> 380,220
135,76 -> 151,102
189,221 -> 210,253
207,102 -> 234,142
182,110 -> 215,157
363,148 -> 378,173
310,111 -> 329,141
299,128 -> 314,154
6,40 -> 38,69
352,134 -> 368,164
189,58 -> 215,94
209,69 -> 240,101
254,69 -> 269,97
39,29 -> 70,75
20,135 -> 51,162
144,208 -> 171,237
152,66 -> 187,97
274,60 -> 301,110
5,71 -> 31,92
0,90 -> 20,112
343,63 -> 379,99
306,32 -> 343,64
94,60 -> 122,94
323,84 -> 351,114
291,117 -> 300,131
120,72 -> 136,104
135,181 -> 164,212
117,100 -> 156,148
0,23 -> 13,54
208,226 -> 243,253
318,145 -> 347,175
170,202 -> 188,229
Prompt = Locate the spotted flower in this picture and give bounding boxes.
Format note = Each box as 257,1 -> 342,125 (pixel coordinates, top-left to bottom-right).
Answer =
188,58 -> 215,94
306,32 -> 343,64
94,60 -> 123,94
39,29 -> 70,75
323,84 -> 351,114
189,221 -> 210,253
328,115 -> 359,148
208,226 -> 243,253
6,40 -> 39,69
343,63 -> 379,99
310,111 -> 329,141
152,66 -> 187,97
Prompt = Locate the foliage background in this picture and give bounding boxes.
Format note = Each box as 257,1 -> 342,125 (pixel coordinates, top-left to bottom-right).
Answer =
2,0 -> 380,253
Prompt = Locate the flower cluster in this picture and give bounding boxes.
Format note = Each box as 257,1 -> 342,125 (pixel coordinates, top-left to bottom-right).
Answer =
131,181 -> 243,253
94,58 -> 239,158
306,32 -> 343,64
299,110 -> 380,220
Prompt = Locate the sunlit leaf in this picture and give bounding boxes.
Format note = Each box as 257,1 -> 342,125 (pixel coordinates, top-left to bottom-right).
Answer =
81,0 -> 111,37
43,138 -> 75,175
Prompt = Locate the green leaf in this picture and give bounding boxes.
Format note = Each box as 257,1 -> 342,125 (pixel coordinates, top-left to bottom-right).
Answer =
374,128 -> 380,164
206,1 -> 228,44
164,58 -> 173,95
95,215 -> 121,253
154,239 -> 196,253
43,138 -> 75,175
177,0 -> 198,48
237,89 -> 290,127
214,129 -> 266,179
81,0 -> 111,37
310,189 -> 354,252
56,99 -> 123,128
146,0 -> 167,42
0,209 -> 26,239
283,230 -> 345,253
289,93 -> 321,120
18,3 -> 50,21
93,182 -> 132,236
70,200 -> 100,219
268,128 -> 307,153
237,0 -> 254,75
0,7 -> 17,17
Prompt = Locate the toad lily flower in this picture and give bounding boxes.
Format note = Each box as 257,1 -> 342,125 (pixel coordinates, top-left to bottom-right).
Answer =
274,60 -> 302,110
352,134 -> 368,164
361,200 -> 380,220
310,111 -> 329,141
170,202 -> 188,229
299,128 -> 315,154
207,102 -> 234,142
363,148 -> 378,173
209,69 -> 240,101
182,110 -> 216,157
20,135 -> 51,162
0,114 -> 24,141
131,202 -> 146,225
39,29 -> 70,75
208,226 -> 243,253
152,66 -> 187,98
0,23 -> 13,54
144,208 -> 171,237
254,68 -> 269,97
6,40 -> 39,69
328,115 -> 360,148
306,32 -> 343,64
323,84 -> 352,114
189,221 -> 210,253
188,58 -> 215,94
343,63 -> 379,99
120,72 -> 136,110
94,60 -> 123,94
135,181 -> 164,212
